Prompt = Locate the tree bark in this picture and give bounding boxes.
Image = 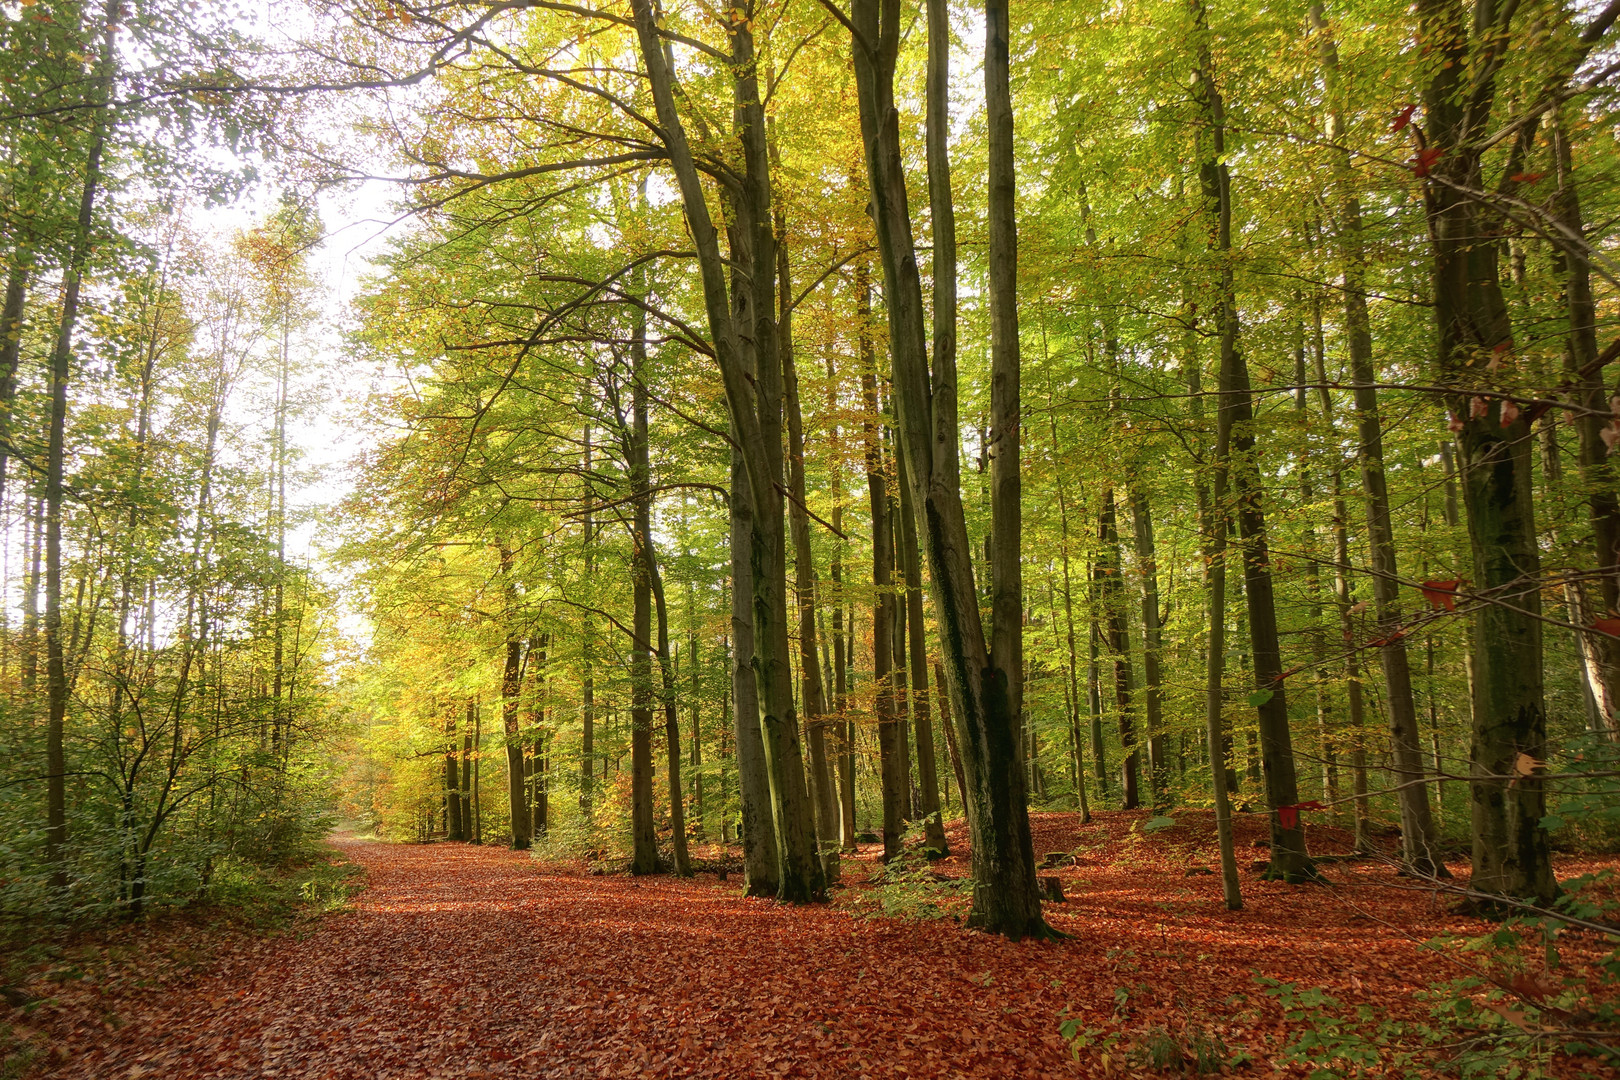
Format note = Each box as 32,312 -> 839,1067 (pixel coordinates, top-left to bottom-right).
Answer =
1129,487 -> 1168,803
44,1 -> 117,887
1311,2 -> 1443,876
631,0 -> 822,902
729,449 -> 778,895
778,214 -> 838,875
1191,0 -> 1312,881
848,0 -> 1051,939
1095,488 -> 1138,807
629,317 -> 658,876
501,548 -> 530,851
898,439 -> 949,853
860,305 -> 905,862
1416,0 -> 1553,903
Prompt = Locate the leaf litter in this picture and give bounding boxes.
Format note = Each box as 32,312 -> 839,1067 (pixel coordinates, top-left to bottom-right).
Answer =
13,809 -> 1620,1078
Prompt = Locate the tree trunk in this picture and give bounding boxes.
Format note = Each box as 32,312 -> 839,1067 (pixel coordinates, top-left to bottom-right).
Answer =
631,0 -> 822,902
860,306 -> 906,862
1416,0 -> 1553,903
446,705 -> 464,841
898,439 -> 949,853
1311,2 -> 1443,876
629,286 -> 659,876
650,554 -> 692,876
1551,107 -> 1620,732
1095,488 -> 1138,807
461,699 -> 475,841
730,449 -> 779,894
778,217 -> 838,876
847,0 -> 1051,939
502,620 -> 529,851
530,634 -> 549,839
1191,0 -> 1312,881
581,425 -> 596,820
44,0 -> 118,890
1129,487 -> 1169,803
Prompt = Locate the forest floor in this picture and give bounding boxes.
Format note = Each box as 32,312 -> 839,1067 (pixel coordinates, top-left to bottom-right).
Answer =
8,809 -> 1620,1078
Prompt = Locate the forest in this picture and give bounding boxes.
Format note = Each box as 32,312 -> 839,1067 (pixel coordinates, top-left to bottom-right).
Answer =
3,0 -> 1620,1075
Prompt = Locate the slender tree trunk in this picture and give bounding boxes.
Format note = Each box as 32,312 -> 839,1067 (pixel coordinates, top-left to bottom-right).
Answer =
1294,306 -> 1339,814
847,0 -> 1051,939
860,301 -> 905,862
1095,488 -> 1138,807
530,634 -> 549,838
832,505 -> 856,848
581,426 -> 596,820
729,449 -> 779,894
1311,3 -> 1443,874
1416,0 -> 1553,903
1129,488 -> 1169,803
1189,0 -> 1312,880
44,0 -> 118,890
461,699 -> 475,841
446,705 -> 464,841
629,295 -> 659,876
898,439 -> 948,853
1551,107 -> 1620,731
650,555 -> 692,875
778,217 -> 837,876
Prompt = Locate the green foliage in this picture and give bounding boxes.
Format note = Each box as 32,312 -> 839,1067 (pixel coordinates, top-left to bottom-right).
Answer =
856,818 -> 971,922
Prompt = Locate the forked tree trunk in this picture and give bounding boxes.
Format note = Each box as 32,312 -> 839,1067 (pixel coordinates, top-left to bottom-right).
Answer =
631,0 -> 822,901
846,0 -> 1051,939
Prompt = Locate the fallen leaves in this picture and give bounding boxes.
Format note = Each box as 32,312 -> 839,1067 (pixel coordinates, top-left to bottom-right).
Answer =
13,815 -> 1620,1079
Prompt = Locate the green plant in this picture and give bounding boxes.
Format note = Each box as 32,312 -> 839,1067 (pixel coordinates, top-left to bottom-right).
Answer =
858,819 -> 971,922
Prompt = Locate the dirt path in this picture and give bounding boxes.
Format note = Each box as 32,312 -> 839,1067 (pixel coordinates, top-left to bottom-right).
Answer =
28,817 -> 1619,1078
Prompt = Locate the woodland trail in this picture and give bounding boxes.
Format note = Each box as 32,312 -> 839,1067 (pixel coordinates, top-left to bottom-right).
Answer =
27,815 -> 1620,1078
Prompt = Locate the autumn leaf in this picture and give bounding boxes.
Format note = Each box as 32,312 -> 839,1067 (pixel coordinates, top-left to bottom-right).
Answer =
1513,752 -> 1546,779
1590,616 -> 1620,638
1420,579 -> 1462,611
1500,399 -> 1521,426
1391,104 -> 1418,132
1508,172 -> 1544,184
1470,395 -> 1489,419
1412,147 -> 1444,177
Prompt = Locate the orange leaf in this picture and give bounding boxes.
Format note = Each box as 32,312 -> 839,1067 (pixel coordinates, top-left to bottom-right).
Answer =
1420,580 -> 1461,611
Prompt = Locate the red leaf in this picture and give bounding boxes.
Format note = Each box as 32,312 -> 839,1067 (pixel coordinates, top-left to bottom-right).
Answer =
1278,805 -> 1300,830
1420,580 -> 1461,611
1447,411 -> 1464,433
1509,171 -> 1544,184
1592,617 -> 1620,638
1391,104 -> 1417,133
1412,147 -> 1444,177
1500,399 -> 1521,426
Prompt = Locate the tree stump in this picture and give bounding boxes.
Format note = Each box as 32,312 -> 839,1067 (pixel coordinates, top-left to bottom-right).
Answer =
1039,876 -> 1066,903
